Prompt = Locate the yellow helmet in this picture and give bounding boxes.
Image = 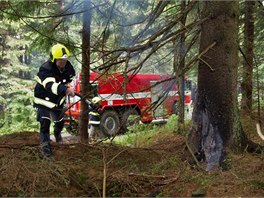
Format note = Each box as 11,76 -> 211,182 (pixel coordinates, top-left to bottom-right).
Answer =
50,43 -> 70,62
92,96 -> 102,104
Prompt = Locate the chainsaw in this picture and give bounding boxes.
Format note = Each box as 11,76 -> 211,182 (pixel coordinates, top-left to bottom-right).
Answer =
64,93 -> 91,136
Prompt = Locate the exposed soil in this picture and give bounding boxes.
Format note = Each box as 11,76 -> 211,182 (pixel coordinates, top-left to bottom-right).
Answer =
0,130 -> 263,197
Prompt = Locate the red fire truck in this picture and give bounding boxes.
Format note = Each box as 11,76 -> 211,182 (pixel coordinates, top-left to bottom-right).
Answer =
65,72 -> 192,136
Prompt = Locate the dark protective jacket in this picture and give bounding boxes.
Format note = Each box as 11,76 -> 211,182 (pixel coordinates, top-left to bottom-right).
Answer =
88,104 -> 102,125
34,60 -> 75,110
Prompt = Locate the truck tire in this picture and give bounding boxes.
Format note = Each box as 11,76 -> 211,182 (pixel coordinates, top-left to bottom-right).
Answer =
120,108 -> 140,132
142,121 -> 152,124
100,110 -> 120,137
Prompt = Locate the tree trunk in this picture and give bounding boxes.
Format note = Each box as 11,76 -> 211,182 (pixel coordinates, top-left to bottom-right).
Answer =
79,0 -> 91,143
241,1 -> 255,114
177,0 -> 187,127
188,1 -> 245,171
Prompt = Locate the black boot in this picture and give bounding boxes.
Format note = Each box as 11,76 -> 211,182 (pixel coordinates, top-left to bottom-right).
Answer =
55,134 -> 63,144
41,142 -> 52,157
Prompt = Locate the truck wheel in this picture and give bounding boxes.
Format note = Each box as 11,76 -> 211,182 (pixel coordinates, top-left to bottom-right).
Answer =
100,110 -> 120,137
120,108 -> 140,132
142,121 -> 152,124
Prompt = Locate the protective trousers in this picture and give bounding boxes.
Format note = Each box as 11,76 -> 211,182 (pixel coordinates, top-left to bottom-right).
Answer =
88,125 -> 100,139
37,108 -> 64,143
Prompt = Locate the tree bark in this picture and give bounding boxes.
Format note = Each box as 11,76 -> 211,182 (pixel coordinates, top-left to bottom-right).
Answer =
177,0 -> 187,126
79,0 -> 91,143
188,1 -> 243,171
241,1 -> 255,114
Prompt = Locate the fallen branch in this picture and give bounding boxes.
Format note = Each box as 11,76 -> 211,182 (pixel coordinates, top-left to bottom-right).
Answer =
184,131 -> 205,171
0,143 -> 39,149
158,175 -> 180,185
128,172 -> 180,186
0,142 -> 79,149
128,172 -> 167,179
256,123 -> 264,141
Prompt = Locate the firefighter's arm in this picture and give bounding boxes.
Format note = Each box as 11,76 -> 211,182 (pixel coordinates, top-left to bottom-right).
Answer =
38,67 -> 68,96
97,107 -> 103,115
66,87 -> 75,96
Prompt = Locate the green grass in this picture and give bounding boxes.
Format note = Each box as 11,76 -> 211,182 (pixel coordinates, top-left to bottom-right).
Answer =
112,114 -> 191,147
112,123 -> 161,147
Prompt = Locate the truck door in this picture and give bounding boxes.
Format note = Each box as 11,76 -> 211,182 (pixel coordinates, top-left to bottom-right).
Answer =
150,81 -> 165,119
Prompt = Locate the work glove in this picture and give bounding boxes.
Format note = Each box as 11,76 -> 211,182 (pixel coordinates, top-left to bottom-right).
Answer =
98,108 -> 103,115
66,87 -> 75,97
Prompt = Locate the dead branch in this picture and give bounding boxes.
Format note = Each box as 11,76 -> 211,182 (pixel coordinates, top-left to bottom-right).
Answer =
68,171 -> 90,194
180,41 -> 216,75
0,143 -> 39,149
158,175 -> 180,185
0,142 -> 81,149
128,172 -> 167,179
256,123 -> 264,141
185,136 -> 205,171
96,3 -> 201,71
102,147 -> 129,198
132,1 -> 171,44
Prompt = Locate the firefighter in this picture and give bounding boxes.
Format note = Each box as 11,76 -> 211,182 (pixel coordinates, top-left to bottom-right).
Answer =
88,96 -> 103,143
34,43 -> 76,157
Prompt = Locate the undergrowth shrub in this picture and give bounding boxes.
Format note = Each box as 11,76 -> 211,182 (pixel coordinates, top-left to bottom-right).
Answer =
0,90 -> 38,134
164,114 -> 191,136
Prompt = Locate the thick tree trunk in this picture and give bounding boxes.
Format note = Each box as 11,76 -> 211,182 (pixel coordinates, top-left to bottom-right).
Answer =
79,0 -> 91,143
241,1 -> 255,114
188,1 -> 244,171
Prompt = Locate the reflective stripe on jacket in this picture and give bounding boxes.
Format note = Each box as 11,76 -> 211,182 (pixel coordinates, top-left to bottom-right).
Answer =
89,108 -> 101,125
34,60 -> 75,110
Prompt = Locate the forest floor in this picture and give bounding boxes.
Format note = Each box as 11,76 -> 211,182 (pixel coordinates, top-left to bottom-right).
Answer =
0,127 -> 263,197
